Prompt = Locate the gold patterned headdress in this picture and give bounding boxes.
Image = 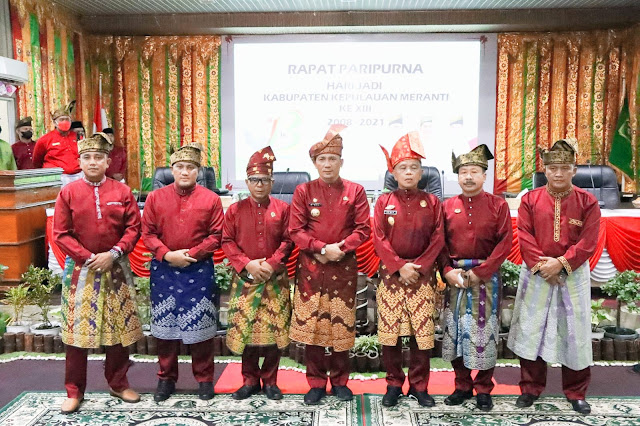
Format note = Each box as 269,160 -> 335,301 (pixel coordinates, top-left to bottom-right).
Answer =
78,132 -> 113,155
170,143 -> 204,166
540,138 -> 577,165
51,101 -> 76,120
451,144 -> 494,173
309,124 -> 346,159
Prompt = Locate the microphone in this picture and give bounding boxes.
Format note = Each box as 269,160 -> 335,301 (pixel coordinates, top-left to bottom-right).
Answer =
586,160 -> 605,208
441,170 -> 445,201
425,167 -> 430,195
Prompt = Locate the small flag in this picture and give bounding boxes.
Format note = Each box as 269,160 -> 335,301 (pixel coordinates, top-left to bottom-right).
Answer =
608,98 -> 634,179
92,76 -> 109,133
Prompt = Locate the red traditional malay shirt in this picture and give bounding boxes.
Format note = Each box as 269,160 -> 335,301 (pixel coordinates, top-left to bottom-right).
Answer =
289,177 -> 371,254
438,191 -> 512,281
106,146 -> 127,179
517,185 -> 600,274
11,140 -> 36,169
142,183 -> 224,262
373,189 -> 445,275
33,129 -> 80,174
53,177 -> 141,264
222,196 -> 293,274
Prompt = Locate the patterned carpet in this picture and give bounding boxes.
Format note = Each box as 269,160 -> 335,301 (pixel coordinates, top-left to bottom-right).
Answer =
0,392 -> 363,425
363,394 -> 640,425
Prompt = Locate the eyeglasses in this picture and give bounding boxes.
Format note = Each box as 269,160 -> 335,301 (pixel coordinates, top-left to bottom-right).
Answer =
247,177 -> 273,185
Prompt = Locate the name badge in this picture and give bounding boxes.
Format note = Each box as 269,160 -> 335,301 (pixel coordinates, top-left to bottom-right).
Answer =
106,201 -> 123,206
384,210 -> 398,215
52,142 -> 60,146
309,202 -> 322,207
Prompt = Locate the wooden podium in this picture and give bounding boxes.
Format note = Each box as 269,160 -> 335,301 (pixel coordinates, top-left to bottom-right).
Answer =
0,168 -> 62,287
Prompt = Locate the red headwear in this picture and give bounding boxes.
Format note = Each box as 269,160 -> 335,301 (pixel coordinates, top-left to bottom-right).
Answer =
380,132 -> 426,172
309,124 -> 347,159
246,146 -> 276,176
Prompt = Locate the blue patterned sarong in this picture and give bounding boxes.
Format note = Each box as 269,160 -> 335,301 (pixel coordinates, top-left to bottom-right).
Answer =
150,258 -> 217,344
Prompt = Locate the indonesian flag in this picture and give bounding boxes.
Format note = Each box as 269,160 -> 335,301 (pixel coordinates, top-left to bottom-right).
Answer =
93,77 -> 108,133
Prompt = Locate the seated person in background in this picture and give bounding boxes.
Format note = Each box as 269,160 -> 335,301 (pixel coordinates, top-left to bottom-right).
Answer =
103,128 -> 127,182
33,101 -> 82,186
12,116 -> 37,169
70,121 -> 86,140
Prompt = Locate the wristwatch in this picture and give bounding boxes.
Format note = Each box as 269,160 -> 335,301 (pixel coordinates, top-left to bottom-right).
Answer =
320,245 -> 327,255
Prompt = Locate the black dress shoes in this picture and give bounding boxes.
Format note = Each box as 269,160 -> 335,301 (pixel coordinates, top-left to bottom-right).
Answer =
444,389 -> 473,406
476,393 -> 493,411
568,398 -> 591,414
304,387 -> 327,405
407,387 -> 436,407
231,384 -> 261,400
332,385 -> 354,401
198,381 -> 215,400
154,379 -> 175,402
515,393 -> 538,408
263,384 -> 283,400
382,386 -> 403,407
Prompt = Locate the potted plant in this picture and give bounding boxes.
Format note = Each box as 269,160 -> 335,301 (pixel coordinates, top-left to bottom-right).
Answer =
215,259 -> 234,327
591,299 -> 614,339
352,335 -> 371,372
135,277 -> 152,334
23,266 -> 62,336
500,260 -> 521,297
1,283 -> 32,333
601,270 -> 640,340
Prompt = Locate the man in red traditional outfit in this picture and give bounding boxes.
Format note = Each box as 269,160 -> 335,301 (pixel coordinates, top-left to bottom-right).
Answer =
103,128 -> 127,182
222,146 -> 293,401
53,132 -> 143,414
289,125 -> 371,405
12,116 -> 36,169
507,139 -> 600,414
373,132 -> 444,407
142,143 -> 224,402
33,101 -> 82,186
438,145 -> 512,411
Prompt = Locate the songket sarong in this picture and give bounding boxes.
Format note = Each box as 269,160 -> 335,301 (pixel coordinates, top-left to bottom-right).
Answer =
290,252 -> 358,352
377,263 -> 436,350
507,262 -> 592,371
442,259 -> 500,370
150,258 -> 217,344
61,256 -> 142,349
226,271 -> 291,354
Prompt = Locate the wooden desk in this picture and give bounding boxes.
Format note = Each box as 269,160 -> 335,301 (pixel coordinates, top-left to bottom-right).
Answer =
0,169 -> 62,286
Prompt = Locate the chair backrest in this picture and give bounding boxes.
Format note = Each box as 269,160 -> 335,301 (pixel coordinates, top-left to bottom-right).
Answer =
383,166 -> 442,199
271,171 -> 311,204
532,165 -> 620,208
152,166 -> 218,193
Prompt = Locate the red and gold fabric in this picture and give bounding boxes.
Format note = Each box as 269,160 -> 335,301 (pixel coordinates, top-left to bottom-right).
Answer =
246,146 -> 276,176
372,189 -> 445,350
380,131 -> 425,172
289,178 -> 371,351
308,124 -> 346,159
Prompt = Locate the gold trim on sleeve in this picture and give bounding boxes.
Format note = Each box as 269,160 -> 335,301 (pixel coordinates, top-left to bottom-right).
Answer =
557,256 -> 572,274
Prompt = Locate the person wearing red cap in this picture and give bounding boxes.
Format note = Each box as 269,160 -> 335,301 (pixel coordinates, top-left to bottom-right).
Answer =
437,144 -> 512,412
289,125 -> 371,405
53,132 -> 143,414
373,132 -> 444,407
142,143 -> 224,402
222,146 -> 293,401
33,101 -> 82,186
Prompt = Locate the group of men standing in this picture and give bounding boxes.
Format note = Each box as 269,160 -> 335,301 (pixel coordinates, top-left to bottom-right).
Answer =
51,122 -> 599,416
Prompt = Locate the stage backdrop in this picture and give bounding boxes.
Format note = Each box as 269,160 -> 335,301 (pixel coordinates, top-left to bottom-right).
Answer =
495,29 -> 640,194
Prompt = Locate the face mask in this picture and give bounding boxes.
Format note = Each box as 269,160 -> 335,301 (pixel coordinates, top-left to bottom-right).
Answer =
21,131 -> 33,139
57,121 -> 71,132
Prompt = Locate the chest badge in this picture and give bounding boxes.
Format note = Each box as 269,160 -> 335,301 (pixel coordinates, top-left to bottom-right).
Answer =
420,200 -> 427,208
454,208 -> 462,214
311,208 -> 320,217
343,196 -> 349,202
385,204 -> 395,210
313,198 -> 318,203
388,216 -> 395,226
270,211 -> 276,218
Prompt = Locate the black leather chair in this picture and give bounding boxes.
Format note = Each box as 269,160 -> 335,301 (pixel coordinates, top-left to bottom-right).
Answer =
271,171 -> 311,204
152,166 -> 227,194
383,166 -> 443,199
533,165 -> 620,209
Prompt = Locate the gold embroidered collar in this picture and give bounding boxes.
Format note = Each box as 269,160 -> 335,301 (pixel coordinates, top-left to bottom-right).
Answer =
546,185 -> 572,199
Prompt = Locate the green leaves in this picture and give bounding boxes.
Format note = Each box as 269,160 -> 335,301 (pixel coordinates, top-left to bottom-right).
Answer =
215,259 -> 233,292
500,260 -> 521,288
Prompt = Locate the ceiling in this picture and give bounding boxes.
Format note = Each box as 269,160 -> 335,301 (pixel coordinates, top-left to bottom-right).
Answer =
54,0 -> 640,15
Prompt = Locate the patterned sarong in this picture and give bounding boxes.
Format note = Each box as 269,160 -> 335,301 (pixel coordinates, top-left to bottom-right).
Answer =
61,256 -> 142,349
150,258 -> 217,344
376,263 -> 436,350
507,262 -> 592,371
226,271 -> 291,354
441,259 -> 500,370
